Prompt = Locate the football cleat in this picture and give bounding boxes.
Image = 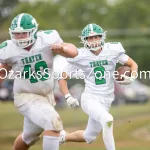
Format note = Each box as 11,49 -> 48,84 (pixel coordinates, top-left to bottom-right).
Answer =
59,130 -> 67,145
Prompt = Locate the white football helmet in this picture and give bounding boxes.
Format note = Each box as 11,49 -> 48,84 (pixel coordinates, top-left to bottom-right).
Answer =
9,13 -> 38,48
80,23 -> 106,51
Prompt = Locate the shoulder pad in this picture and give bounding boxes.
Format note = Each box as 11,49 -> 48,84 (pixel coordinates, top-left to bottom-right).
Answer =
37,30 -> 58,37
107,42 -> 125,53
77,47 -> 87,56
38,30 -> 54,35
43,30 -> 54,34
37,30 -> 63,44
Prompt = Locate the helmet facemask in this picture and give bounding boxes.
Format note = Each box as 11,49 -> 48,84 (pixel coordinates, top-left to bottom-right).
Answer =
9,13 -> 38,49
80,24 -> 106,51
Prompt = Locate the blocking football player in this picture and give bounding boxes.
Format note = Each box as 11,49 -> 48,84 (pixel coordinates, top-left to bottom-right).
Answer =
58,23 -> 138,150
0,13 -> 79,150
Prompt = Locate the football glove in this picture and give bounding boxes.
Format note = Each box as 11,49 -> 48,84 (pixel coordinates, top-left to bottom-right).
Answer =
65,94 -> 79,108
116,75 -> 136,85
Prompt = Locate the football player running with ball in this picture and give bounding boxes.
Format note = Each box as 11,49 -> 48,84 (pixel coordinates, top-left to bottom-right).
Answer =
0,13 -> 78,150
58,23 -> 138,150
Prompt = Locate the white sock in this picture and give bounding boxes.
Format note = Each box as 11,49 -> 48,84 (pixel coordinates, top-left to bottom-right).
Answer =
102,122 -> 115,150
43,136 -> 59,150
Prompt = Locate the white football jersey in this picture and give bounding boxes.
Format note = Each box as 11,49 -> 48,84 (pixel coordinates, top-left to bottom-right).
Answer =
0,30 -> 63,95
66,42 -> 129,95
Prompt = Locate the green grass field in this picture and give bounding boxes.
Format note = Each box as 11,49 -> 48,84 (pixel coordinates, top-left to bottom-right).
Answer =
0,102 -> 150,150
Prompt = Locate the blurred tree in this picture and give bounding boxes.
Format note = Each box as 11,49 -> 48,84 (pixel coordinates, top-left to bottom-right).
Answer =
104,0 -> 150,29
57,0 -> 109,29
0,0 -> 110,30
0,0 -> 19,23
103,0 -> 150,72
0,0 -> 110,46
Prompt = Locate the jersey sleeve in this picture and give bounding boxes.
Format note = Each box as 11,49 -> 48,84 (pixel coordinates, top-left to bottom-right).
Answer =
0,41 -> 10,64
118,53 -> 129,65
108,42 -> 128,65
115,42 -> 129,64
54,55 -> 79,80
57,62 -> 78,80
62,48 -> 85,79
67,47 -> 84,63
64,63 -> 84,79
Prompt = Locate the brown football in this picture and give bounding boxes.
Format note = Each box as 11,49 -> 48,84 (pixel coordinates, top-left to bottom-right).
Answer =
115,66 -> 131,81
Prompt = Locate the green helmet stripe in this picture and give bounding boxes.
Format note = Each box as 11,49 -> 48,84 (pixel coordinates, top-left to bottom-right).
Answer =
17,13 -> 24,28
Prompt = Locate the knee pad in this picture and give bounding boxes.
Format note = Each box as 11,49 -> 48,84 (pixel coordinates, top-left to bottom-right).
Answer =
102,113 -> 114,128
100,113 -> 113,126
106,113 -> 113,122
42,115 -> 63,132
52,117 -> 63,132
22,132 -> 41,146
83,131 -> 96,144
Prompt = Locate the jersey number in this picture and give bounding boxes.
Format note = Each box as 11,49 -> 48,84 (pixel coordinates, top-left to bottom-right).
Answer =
94,66 -> 106,85
22,61 -> 49,83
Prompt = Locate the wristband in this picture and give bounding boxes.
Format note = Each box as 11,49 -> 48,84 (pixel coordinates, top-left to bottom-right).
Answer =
65,93 -> 71,100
